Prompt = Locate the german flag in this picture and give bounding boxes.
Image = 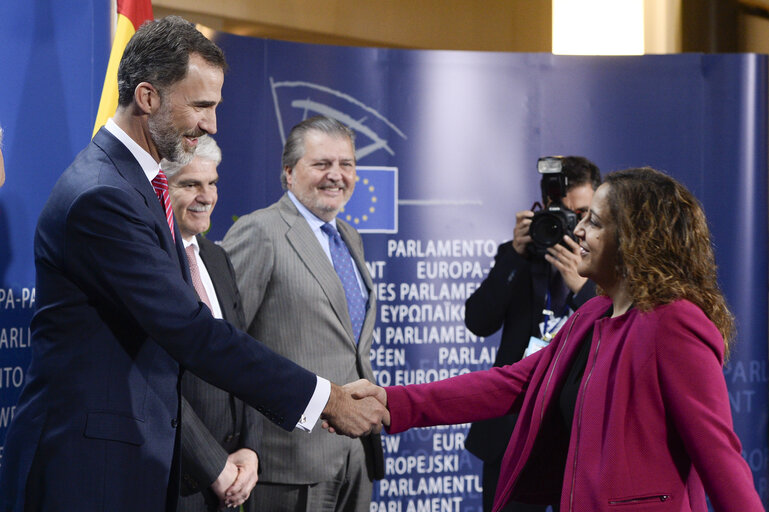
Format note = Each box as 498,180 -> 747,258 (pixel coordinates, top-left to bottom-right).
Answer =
93,0 -> 154,137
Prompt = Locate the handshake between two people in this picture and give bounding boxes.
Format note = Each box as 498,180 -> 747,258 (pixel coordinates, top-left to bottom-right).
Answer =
321,380 -> 389,437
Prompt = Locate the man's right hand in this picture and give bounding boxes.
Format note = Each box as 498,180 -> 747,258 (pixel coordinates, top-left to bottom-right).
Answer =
211,460 -> 239,508
321,382 -> 389,437
222,448 -> 258,509
512,210 -> 534,255
343,379 -> 388,427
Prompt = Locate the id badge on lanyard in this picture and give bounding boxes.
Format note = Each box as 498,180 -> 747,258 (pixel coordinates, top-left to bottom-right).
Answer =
524,288 -> 569,358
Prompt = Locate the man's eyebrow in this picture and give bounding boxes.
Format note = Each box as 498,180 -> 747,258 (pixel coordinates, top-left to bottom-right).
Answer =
176,178 -> 201,185
192,99 -> 222,108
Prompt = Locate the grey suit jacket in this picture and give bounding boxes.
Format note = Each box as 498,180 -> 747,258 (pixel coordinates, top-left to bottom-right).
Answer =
222,193 -> 382,484
179,235 -> 261,512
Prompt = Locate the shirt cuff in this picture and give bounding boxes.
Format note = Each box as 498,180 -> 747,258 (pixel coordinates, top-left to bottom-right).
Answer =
295,376 -> 330,432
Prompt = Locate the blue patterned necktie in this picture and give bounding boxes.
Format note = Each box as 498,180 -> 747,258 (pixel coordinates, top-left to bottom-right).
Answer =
321,223 -> 366,343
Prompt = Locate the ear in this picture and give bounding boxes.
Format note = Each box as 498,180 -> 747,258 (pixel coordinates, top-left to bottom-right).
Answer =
284,166 -> 293,187
134,82 -> 159,115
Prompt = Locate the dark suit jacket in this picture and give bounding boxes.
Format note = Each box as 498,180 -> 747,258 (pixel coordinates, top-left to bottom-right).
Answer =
178,235 -> 261,512
0,129 -> 316,512
464,242 -> 595,463
222,194 -> 384,485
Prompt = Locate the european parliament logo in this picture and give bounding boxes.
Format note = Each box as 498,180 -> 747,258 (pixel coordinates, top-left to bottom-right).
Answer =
339,166 -> 398,233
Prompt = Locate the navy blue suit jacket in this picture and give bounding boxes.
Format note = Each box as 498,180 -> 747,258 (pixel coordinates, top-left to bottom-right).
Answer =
0,129 -> 316,511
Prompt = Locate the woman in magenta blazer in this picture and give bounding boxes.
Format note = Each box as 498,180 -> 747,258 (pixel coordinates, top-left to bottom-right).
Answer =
346,168 -> 763,511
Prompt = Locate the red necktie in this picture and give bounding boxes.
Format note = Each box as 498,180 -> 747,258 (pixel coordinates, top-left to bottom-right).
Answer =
151,169 -> 175,241
185,245 -> 213,311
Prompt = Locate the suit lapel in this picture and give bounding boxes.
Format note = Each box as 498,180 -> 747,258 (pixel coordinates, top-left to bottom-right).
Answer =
92,128 -> 187,282
278,195 -> 357,345
177,239 -> 191,284
196,236 -> 232,318
337,220 -> 376,347
337,222 -> 372,293
93,129 -> 167,235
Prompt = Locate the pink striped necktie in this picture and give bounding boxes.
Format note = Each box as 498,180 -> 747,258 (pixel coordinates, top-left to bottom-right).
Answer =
185,245 -> 213,311
151,169 -> 175,242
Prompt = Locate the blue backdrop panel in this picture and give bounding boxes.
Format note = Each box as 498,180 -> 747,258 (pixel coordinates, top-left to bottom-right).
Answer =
208,33 -> 768,509
0,6 -> 765,509
0,0 -> 110,465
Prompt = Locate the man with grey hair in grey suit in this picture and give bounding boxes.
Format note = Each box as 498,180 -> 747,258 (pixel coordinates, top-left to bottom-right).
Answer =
222,116 -> 383,511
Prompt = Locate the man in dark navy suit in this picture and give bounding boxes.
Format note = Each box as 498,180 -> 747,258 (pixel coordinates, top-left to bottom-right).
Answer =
0,16 -> 386,512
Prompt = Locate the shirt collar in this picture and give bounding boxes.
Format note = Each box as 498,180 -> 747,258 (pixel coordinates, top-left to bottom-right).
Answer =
287,191 -> 338,231
182,235 -> 200,252
104,118 -> 161,182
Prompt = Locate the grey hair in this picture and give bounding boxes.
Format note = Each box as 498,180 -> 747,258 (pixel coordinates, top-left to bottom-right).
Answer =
162,134 -> 221,180
0,124 -> 4,149
280,116 -> 355,189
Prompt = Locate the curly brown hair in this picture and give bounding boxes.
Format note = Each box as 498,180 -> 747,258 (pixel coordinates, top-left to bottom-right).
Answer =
603,167 -> 734,353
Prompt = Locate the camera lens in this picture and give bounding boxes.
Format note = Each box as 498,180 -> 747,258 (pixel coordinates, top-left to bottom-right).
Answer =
528,206 -> 578,257
530,212 -> 565,248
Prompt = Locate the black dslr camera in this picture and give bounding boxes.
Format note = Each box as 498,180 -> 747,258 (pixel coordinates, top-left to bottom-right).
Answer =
528,156 -> 579,257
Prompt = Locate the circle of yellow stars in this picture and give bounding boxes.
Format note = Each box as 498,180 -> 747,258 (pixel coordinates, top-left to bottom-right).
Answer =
341,176 -> 376,225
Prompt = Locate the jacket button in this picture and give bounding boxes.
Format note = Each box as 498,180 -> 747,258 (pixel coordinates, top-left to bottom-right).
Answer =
171,418 -> 178,428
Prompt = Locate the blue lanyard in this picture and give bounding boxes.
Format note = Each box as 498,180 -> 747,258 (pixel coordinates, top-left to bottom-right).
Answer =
542,283 -> 569,340
542,287 -> 557,338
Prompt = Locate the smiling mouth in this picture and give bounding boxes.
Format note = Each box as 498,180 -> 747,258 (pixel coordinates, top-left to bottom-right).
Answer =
188,205 -> 211,213
184,130 -> 206,143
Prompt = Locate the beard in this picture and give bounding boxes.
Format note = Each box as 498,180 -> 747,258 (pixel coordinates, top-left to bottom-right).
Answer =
148,103 -> 199,166
292,181 -> 352,221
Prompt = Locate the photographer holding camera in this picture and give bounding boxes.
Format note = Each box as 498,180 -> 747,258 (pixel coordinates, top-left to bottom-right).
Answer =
464,156 -> 600,512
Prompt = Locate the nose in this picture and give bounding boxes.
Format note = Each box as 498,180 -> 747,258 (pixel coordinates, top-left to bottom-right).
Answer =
199,185 -> 217,204
327,162 -> 343,181
574,216 -> 587,240
199,109 -> 217,135
196,190 -> 210,204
